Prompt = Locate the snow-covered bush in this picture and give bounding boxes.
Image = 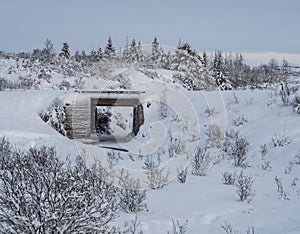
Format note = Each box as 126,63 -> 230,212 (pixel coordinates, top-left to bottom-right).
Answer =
39,98 -> 67,136
221,222 -> 258,234
0,77 -> 34,91
168,219 -> 188,234
222,171 -> 237,185
260,144 -> 272,171
232,115 -> 248,127
143,156 -> 169,189
225,132 -> 250,168
177,166 -> 188,183
221,222 -> 239,234
145,167 -> 169,189
59,79 -> 71,90
235,171 -> 255,202
205,124 -> 224,148
122,216 -> 144,234
292,95 -> 300,114
274,176 -> 290,200
204,107 -> 218,117
295,151 -> 300,165
118,170 -> 147,213
0,141 -> 118,233
271,132 -> 290,147
279,82 -> 290,106
168,138 -> 184,158
191,147 -> 211,176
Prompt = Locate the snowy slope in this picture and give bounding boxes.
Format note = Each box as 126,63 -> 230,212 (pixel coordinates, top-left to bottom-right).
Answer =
0,61 -> 300,233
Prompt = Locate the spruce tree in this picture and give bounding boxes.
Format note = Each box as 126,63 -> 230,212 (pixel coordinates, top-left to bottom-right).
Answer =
136,41 -> 145,62
127,39 -> 138,63
104,35 -> 116,58
60,42 -> 70,59
201,50 -> 208,67
151,37 -> 164,66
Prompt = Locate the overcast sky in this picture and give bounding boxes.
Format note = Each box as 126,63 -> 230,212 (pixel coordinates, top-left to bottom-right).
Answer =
1,0 -> 299,54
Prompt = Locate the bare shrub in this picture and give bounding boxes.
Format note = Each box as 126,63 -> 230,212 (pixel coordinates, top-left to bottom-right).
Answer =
221,222 -> 239,234
225,132 -> 250,168
259,144 -> 272,171
205,107 -> 218,117
271,132 -> 290,147
168,138 -> 184,158
279,82 -> 290,106
260,144 -> 268,160
274,176 -> 290,200
122,216 -> 143,234
159,89 -> 168,120
222,171 -> 237,185
261,160 -> 272,171
233,115 -> 248,127
246,226 -> 259,234
295,151 -> 300,165
206,124 -> 224,148
235,171 -> 255,202
145,167 -> 169,189
177,166 -> 188,183
284,162 -> 294,174
118,170 -> 147,213
221,222 -> 259,234
143,155 -> 160,170
191,147 -> 212,176
167,219 -> 188,234
39,98 -> 67,136
292,95 -> 300,114
0,141 -> 118,233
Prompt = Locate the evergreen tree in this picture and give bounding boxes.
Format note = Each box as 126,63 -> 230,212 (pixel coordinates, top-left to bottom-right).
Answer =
74,50 -> 81,62
42,38 -> 56,63
60,42 -> 70,59
122,36 -> 130,62
91,48 -> 103,62
151,37 -> 164,66
211,51 -> 231,90
171,43 -> 216,90
126,39 -> 138,63
161,51 -> 172,70
104,35 -> 116,58
136,41 -> 145,62
201,50 -> 208,67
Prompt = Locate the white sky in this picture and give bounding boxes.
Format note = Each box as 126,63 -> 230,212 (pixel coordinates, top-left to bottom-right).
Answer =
1,0 -> 299,55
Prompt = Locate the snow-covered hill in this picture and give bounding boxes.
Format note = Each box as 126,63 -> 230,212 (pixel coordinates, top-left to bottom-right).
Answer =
1,54 -> 300,233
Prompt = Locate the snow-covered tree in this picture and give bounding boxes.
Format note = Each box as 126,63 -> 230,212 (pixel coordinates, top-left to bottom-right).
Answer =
91,48 -> 103,62
59,42 -> 70,59
39,98 -> 67,136
136,41 -> 145,62
151,37 -> 164,66
42,38 -> 56,63
211,51 -> 232,90
104,35 -> 116,59
171,43 -> 216,90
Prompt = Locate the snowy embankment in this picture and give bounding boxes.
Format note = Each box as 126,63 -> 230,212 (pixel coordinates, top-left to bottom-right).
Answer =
0,86 -> 300,233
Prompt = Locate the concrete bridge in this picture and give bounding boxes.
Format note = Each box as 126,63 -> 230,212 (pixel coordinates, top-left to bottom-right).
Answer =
64,90 -> 145,140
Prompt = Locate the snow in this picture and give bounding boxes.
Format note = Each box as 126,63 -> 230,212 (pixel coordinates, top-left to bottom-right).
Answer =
0,61 -> 300,233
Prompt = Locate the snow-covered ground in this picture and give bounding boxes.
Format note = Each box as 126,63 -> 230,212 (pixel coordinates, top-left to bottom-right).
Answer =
1,62 -> 300,233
